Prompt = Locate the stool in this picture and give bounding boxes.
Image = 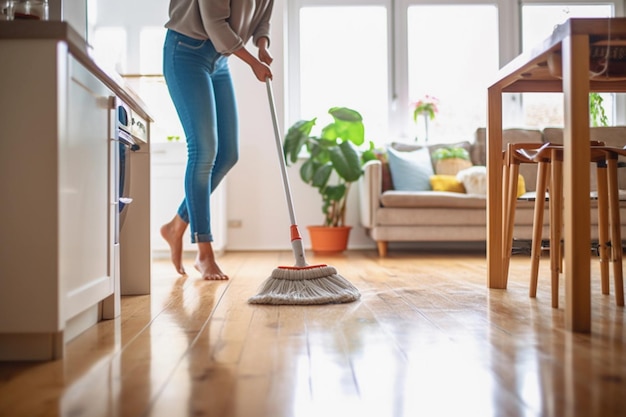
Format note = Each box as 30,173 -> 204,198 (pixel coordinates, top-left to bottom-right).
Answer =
502,142 -> 625,307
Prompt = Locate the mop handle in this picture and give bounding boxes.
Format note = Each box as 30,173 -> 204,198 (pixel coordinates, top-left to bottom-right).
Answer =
265,79 -> 308,267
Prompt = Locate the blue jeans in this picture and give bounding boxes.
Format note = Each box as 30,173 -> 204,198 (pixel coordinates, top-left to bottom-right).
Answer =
163,30 -> 239,243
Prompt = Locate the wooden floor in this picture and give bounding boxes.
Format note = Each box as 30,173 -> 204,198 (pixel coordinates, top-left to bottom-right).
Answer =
1,249 -> 625,417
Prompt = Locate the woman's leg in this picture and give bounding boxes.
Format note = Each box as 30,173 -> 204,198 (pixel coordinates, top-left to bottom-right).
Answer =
211,59 -> 239,191
163,30 -> 229,279
193,58 -> 238,280
160,214 -> 187,275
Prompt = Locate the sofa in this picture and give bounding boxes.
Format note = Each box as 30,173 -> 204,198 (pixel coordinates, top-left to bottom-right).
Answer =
359,127 -> 626,257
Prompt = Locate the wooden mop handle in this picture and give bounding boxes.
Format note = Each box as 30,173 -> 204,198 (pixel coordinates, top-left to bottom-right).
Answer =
265,78 -> 308,267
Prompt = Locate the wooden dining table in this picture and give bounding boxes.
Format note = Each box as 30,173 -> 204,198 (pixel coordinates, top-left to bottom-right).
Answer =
487,18 -> 626,333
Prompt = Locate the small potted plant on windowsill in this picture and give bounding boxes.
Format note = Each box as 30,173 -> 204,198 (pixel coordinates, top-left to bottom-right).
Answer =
283,107 -> 376,253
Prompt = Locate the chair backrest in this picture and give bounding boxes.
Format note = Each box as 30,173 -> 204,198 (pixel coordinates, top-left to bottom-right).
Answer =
474,128 -> 543,191
543,127 -> 626,191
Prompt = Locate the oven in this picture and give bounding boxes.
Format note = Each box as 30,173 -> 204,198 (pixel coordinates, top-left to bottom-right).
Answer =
115,99 -> 141,241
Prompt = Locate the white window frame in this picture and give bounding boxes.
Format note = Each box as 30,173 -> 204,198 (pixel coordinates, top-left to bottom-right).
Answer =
288,0 -> 625,138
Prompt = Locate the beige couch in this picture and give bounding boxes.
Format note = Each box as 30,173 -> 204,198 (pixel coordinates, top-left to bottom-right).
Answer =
359,127 -> 626,256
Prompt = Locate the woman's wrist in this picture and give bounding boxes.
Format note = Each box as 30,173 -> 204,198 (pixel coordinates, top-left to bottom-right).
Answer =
256,36 -> 270,50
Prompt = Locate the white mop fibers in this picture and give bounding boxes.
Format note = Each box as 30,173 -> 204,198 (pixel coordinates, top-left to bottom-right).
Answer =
248,265 -> 361,305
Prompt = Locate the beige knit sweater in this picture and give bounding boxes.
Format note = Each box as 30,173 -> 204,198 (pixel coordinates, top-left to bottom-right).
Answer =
165,0 -> 273,55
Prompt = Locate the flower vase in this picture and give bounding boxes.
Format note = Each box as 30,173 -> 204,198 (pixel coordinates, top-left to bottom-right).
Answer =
415,113 -> 430,142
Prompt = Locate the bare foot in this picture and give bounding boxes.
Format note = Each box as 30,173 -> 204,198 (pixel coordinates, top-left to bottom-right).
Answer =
196,242 -> 229,280
160,215 -> 187,275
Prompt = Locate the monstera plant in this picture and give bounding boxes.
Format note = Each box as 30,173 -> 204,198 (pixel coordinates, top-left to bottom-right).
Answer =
283,107 -> 376,229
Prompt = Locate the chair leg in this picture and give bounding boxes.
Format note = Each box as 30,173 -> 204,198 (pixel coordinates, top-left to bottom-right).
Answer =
550,156 -> 563,308
596,161 -> 611,295
530,161 -> 549,298
503,164 -> 520,281
501,159 -> 512,278
377,241 -> 388,258
607,158 -> 624,306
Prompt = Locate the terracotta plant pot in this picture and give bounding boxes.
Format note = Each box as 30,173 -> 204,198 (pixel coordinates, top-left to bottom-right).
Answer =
307,225 -> 352,253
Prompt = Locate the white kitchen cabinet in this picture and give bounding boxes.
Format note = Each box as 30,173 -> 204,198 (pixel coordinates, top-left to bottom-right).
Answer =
62,54 -> 118,321
0,39 -> 115,360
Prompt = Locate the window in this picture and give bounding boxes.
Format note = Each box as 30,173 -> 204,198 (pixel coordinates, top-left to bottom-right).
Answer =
407,5 -> 498,142
520,2 -> 616,128
290,1 -> 624,145
295,5 -> 389,142
91,27 -> 127,74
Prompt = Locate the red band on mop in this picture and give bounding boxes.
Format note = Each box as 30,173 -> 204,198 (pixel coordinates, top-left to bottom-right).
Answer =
290,225 -> 302,241
278,264 -> 328,270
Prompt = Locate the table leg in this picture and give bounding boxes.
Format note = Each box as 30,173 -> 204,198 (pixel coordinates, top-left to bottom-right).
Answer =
487,88 -> 506,289
562,34 -> 592,333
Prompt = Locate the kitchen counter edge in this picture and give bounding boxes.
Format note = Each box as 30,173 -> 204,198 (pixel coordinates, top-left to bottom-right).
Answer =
0,20 -> 153,122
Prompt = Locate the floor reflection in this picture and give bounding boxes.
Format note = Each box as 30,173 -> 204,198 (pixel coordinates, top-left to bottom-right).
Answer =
151,276 -> 235,416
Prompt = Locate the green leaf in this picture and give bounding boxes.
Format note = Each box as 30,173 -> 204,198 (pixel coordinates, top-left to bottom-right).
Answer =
432,146 -> 470,161
329,141 -> 362,182
311,163 -> 333,188
328,107 -> 362,122
322,107 -> 365,146
284,119 -> 316,164
299,159 -> 316,183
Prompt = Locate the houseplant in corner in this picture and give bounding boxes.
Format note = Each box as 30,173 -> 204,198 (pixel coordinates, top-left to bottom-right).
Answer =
283,107 -> 376,253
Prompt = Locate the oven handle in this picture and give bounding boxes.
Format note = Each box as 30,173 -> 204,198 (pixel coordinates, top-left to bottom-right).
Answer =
118,129 -> 140,151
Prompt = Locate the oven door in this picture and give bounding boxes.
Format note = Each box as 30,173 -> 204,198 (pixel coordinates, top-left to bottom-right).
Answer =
117,128 -> 136,232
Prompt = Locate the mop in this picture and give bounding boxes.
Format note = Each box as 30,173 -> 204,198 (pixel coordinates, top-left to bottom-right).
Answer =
247,79 -> 361,305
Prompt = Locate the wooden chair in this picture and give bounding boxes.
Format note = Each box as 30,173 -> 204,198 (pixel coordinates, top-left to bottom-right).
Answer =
502,142 -> 625,308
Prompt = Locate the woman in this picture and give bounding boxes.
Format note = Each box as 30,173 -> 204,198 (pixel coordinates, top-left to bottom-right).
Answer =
161,0 -> 274,280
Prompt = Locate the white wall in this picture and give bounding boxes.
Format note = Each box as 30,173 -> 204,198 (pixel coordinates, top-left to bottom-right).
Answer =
95,0 -> 376,251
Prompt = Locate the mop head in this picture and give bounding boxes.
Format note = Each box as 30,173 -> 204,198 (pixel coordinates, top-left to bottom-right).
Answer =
248,264 -> 361,305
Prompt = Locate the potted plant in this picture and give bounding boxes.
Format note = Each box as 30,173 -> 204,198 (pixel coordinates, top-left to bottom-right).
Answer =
283,107 -> 376,252
412,95 -> 439,142
431,146 -> 472,176
589,92 -> 608,127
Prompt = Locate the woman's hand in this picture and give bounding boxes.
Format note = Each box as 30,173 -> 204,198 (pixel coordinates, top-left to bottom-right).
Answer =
257,37 -> 273,66
258,48 -> 273,66
251,60 -> 273,82
256,37 -> 273,80
233,45 -> 273,82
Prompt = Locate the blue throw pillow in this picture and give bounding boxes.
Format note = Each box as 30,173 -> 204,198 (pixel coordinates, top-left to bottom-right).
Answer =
386,146 -> 434,191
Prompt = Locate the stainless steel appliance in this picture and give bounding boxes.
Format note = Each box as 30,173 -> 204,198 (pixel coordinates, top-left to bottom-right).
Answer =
115,99 -> 142,236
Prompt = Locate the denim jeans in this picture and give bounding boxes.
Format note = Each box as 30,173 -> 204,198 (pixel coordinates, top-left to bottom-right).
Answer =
163,30 -> 239,243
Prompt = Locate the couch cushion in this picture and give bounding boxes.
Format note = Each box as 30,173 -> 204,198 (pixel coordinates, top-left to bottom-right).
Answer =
386,146 -> 434,191
391,140 -> 473,170
376,207 -> 487,226
380,190 -> 487,208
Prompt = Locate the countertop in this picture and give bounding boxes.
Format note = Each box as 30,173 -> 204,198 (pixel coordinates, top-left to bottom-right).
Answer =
0,20 -> 152,121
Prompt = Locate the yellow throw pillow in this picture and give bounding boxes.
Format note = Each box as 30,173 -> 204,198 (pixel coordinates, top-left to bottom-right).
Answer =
517,174 -> 526,198
430,175 -> 466,193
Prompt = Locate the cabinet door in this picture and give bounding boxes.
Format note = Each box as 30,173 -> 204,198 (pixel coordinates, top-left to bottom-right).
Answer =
59,56 -> 114,320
